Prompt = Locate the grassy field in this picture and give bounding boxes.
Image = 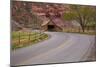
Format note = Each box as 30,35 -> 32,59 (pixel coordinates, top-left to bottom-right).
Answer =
12,31 -> 48,50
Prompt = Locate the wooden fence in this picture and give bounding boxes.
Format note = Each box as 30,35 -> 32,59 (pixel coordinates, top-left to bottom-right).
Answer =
12,31 -> 47,47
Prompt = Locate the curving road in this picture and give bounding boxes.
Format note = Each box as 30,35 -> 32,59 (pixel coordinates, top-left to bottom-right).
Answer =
11,32 -> 96,66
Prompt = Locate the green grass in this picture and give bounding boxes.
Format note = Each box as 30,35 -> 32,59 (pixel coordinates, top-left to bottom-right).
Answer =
66,31 -> 96,35
12,31 -> 48,50
63,28 -> 96,35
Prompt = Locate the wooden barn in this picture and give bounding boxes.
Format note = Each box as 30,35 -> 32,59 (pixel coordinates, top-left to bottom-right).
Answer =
40,17 -> 65,31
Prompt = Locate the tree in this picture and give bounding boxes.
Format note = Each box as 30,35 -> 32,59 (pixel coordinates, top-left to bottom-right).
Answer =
63,5 -> 96,32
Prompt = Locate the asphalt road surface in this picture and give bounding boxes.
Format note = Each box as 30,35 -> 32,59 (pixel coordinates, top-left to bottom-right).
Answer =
11,32 -> 96,66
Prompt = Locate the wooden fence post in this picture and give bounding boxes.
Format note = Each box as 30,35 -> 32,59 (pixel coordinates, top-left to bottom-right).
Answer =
18,32 -> 20,45
28,32 -> 31,43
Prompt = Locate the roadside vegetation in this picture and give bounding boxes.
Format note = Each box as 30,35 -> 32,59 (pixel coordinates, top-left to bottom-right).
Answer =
64,29 -> 96,35
63,25 -> 96,35
12,31 -> 48,50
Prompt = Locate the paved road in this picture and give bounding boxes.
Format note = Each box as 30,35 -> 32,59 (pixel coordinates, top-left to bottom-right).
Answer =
11,32 -> 96,66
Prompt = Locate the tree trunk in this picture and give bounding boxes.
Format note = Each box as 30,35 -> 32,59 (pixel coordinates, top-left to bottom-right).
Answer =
79,19 -> 85,32
81,25 -> 85,32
